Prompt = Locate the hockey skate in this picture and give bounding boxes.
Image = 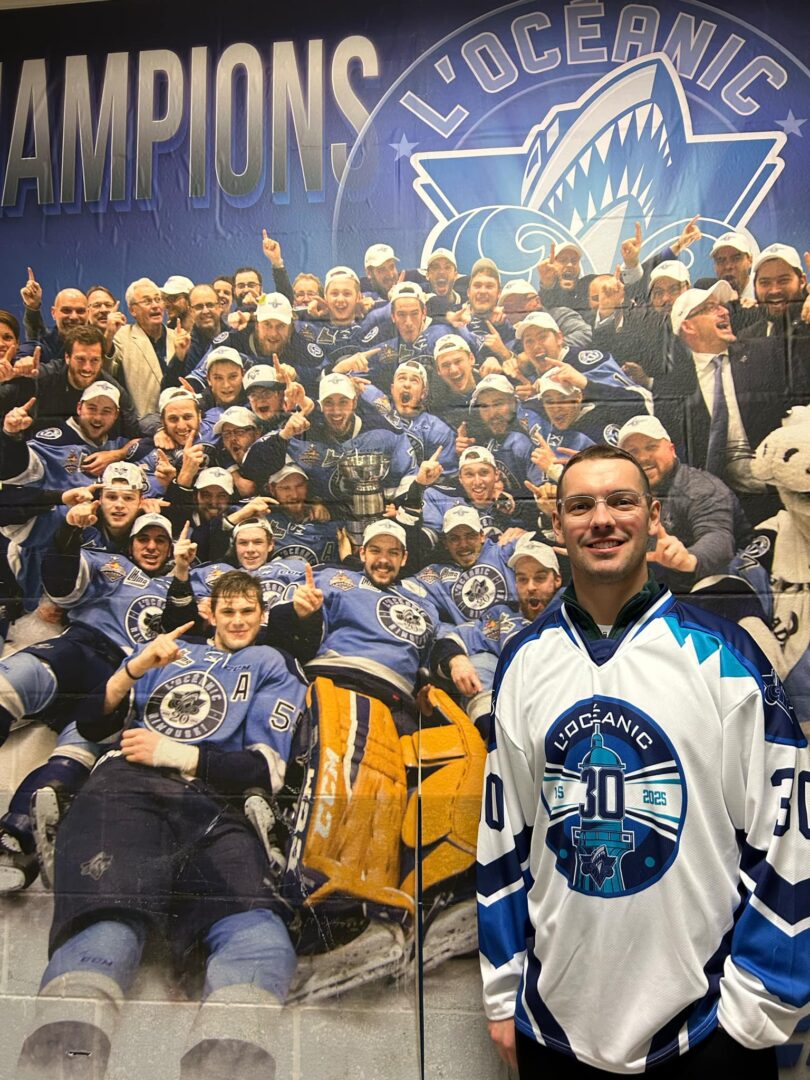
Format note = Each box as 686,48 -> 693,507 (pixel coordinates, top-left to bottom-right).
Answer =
31,781 -> 73,889
0,825 -> 39,893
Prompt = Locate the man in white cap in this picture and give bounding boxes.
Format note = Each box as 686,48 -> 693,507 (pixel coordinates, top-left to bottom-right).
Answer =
462,374 -> 542,494
431,332 -> 486,427
659,281 -> 789,519
424,248 -> 462,307
160,283 -> 226,380
519,371 -> 598,454
415,505 -> 522,626
363,243 -> 401,301
618,414 -> 750,590
160,275 -> 195,333
265,462 -> 343,564
212,405 -> 261,485
742,244 -> 810,358
360,358 -> 457,471
536,241 -> 591,310
422,444 -> 535,541
710,231 -> 754,298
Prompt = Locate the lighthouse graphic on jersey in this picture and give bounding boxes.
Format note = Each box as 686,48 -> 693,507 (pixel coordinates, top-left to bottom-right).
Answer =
571,723 -> 635,894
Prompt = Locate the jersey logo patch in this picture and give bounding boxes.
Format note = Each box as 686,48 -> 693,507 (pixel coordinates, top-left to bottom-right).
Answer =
36,427 -> 62,440
399,578 -> 427,598
144,671 -> 227,741
377,594 -> 431,646
126,595 -> 167,644
99,557 -> 126,583
602,424 -> 620,446
329,571 -> 355,591
576,350 -> 604,367
543,696 -> 686,898
417,567 -> 440,585
307,342 -> 323,358
452,565 -> 508,618
81,851 -> 113,880
123,567 -> 149,589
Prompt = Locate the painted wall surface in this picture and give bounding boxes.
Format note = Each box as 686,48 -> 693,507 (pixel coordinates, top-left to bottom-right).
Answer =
0,1 -> 808,1077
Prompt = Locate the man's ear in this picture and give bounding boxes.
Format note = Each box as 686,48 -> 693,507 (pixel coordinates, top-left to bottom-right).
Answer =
552,508 -> 564,545
648,498 -> 662,536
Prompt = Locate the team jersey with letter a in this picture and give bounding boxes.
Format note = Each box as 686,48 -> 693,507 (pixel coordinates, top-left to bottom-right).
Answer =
129,640 -> 307,792
477,590 -> 810,1072
50,551 -> 175,653
307,567 -> 441,696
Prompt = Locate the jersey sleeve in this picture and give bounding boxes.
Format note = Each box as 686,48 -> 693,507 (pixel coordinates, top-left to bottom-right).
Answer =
477,662 -> 536,1021
717,664 -> 810,1046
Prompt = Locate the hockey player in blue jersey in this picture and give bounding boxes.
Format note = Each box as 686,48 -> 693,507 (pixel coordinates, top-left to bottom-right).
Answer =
518,371 -> 612,452
460,373 -> 543,496
415,506 -> 521,626
478,444 -> 809,1076
431,539 -> 561,725
361,359 -> 457,471
16,571 -> 309,1080
296,268 -> 384,368
266,463 -> 343,565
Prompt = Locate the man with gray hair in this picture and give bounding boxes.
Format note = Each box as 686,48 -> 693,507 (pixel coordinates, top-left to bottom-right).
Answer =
114,278 -> 183,417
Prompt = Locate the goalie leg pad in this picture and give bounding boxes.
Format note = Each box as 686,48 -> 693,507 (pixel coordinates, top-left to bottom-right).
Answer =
286,677 -> 412,916
400,687 -> 487,896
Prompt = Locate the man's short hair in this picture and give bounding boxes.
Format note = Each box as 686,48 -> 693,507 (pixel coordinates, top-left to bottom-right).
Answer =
233,267 -> 263,286
125,277 -> 160,308
212,274 -> 234,287
64,324 -> 106,355
292,272 -> 323,297
556,444 -> 651,501
85,284 -> 117,303
210,569 -> 263,611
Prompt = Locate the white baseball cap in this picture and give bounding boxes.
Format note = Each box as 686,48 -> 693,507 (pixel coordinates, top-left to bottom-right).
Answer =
649,260 -> 691,286
442,506 -> 482,534
205,345 -> 244,372
710,231 -> 753,257
752,243 -> 803,276
213,406 -> 259,435
195,467 -> 235,494
101,462 -> 147,491
425,248 -> 457,269
470,373 -> 516,404
80,380 -> 120,406
233,518 -> 274,540
362,519 -> 407,548
324,266 -> 360,288
158,387 -> 198,412
670,280 -> 736,335
537,372 -> 580,397
268,463 -> 307,485
244,364 -> 285,391
389,281 -> 426,305
514,312 -> 560,340
255,294 -> 293,324
617,415 -> 671,445
499,279 -> 538,300
458,445 -> 496,469
130,513 -> 172,538
395,359 -> 428,385
433,333 -> 472,359
318,372 -> 356,402
364,243 -> 398,268
161,275 -> 195,295
507,540 -> 559,573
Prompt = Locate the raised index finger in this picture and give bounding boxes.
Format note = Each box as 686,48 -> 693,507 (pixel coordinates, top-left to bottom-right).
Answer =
179,520 -> 191,541
635,221 -> 642,243
429,445 -> 443,462
21,396 -> 36,413
167,620 -> 195,640
184,432 -> 195,449
550,242 -> 556,261
304,563 -> 315,588
27,266 -> 35,282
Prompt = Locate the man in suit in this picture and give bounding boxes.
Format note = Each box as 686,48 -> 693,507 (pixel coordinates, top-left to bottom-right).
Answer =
113,278 -> 185,418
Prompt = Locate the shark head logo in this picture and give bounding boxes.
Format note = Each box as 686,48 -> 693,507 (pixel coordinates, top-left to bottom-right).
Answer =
412,53 -> 786,280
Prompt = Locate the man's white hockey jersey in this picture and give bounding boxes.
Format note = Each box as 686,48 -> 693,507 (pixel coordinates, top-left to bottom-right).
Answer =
477,584 -> 810,1073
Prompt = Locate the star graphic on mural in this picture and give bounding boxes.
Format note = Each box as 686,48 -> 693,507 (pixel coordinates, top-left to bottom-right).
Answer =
776,110 -> 806,137
390,133 -> 418,160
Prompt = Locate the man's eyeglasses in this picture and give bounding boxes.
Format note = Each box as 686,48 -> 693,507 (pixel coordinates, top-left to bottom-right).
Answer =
557,490 -> 651,517
191,302 -> 219,312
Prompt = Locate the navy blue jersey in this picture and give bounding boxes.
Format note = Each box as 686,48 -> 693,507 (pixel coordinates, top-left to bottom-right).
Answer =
416,539 -> 518,623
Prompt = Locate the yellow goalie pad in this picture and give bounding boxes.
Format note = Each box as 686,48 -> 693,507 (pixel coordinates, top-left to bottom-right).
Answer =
399,686 -> 487,895
299,677 -> 413,914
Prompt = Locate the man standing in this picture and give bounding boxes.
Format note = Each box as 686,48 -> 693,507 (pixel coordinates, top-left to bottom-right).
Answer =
477,444 -> 808,1075
114,278 -> 182,418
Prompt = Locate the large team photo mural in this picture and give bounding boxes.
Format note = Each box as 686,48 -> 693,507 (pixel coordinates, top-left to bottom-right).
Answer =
0,0 -> 808,1077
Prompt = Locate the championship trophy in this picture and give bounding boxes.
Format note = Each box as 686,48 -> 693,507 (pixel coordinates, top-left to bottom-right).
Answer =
337,450 -> 390,546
